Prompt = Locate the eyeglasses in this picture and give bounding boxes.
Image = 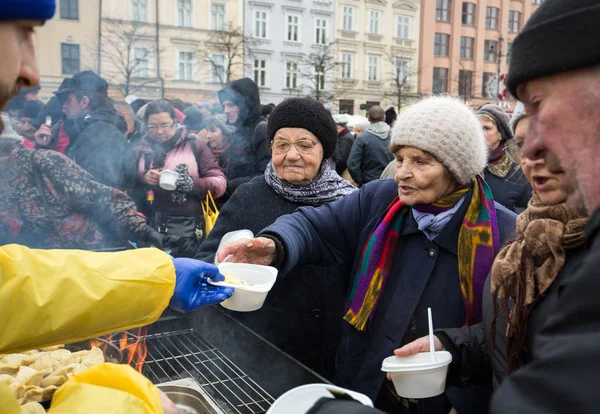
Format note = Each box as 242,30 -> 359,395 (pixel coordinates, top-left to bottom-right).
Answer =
147,122 -> 176,133
271,139 -> 320,155
504,137 -> 524,164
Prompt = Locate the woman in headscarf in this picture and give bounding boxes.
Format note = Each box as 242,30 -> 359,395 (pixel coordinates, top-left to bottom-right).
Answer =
196,98 -> 356,379
394,102 -> 587,394
216,97 -> 517,413
136,99 -> 226,256
477,104 -> 532,213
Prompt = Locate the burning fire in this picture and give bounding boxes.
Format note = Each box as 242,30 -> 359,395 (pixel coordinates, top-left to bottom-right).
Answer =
90,327 -> 148,373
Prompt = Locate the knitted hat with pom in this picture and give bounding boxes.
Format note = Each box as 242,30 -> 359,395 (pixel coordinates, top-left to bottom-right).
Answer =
390,97 -> 487,185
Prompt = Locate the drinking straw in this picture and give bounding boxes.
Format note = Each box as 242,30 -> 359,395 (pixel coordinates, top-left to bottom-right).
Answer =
428,307 -> 436,362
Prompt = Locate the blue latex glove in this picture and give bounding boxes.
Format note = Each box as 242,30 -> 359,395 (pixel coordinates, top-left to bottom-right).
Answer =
169,258 -> 233,313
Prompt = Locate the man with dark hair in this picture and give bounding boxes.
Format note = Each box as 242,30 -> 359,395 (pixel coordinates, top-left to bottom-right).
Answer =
34,70 -> 136,190
218,77 -> 270,196
17,100 -> 43,144
261,102 -> 275,121
347,105 -> 393,186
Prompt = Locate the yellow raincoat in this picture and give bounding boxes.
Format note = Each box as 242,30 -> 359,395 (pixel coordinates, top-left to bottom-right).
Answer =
0,244 -> 176,413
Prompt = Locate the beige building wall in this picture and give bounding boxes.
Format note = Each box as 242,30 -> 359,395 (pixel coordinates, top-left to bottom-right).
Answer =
419,0 -> 541,109
333,0 -> 421,115
33,0 -> 100,101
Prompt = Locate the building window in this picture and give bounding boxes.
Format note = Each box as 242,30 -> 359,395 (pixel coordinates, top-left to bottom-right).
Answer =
211,3 -> 226,30
61,43 -> 80,75
210,53 -> 225,82
286,62 -> 298,89
253,59 -> 267,87
484,40 -> 497,62
341,53 -> 353,79
460,37 -> 474,59
134,47 -> 149,78
254,10 -> 268,38
132,0 -> 148,22
509,11 -> 521,33
458,70 -> 473,98
60,0 -> 79,20
315,66 -> 325,90
434,33 -> 450,57
485,7 -> 498,30
367,55 -> 380,81
436,0 -> 451,22
286,14 -> 300,42
368,10 -> 381,34
396,15 -> 411,40
339,99 -> 354,115
177,0 -> 192,27
315,18 -> 327,44
482,72 -> 495,98
395,58 -> 410,84
342,6 -> 354,31
178,51 -> 194,81
461,3 -> 476,26
432,67 -> 448,94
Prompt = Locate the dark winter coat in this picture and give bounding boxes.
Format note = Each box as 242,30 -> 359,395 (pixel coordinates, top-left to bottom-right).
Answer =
63,103 -> 137,191
346,129 -> 393,186
333,128 -> 355,175
259,179 -> 516,412
489,207 -> 600,413
218,78 -> 271,195
195,176 -> 348,380
436,243 -> 586,392
484,164 -> 532,213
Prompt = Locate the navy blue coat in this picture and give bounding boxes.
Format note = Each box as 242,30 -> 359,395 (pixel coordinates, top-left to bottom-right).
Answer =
260,179 -> 516,411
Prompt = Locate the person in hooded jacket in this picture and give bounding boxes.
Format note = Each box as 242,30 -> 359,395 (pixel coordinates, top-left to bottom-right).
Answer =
347,105 -> 394,186
332,114 -> 355,176
34,71 -> 137,192
217,78 -> 270,197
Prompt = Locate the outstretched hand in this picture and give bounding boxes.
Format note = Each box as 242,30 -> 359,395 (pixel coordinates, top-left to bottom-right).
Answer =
385,335 -> 445,381
216,237 -> 277,266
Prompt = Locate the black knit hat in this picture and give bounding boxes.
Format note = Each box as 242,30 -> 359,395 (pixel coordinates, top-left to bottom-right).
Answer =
507,0 -> 600,99
476,104 -> 513,143
268,98 -> 337,159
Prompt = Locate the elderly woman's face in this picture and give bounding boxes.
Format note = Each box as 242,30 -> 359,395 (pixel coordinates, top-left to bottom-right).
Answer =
394,147 -> 458,205
478,116 -> 502,151
271,128 -> 324,185
148,112 -> 177,142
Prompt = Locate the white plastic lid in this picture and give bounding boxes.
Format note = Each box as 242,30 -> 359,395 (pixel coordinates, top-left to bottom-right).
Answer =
381,351 -> 452,372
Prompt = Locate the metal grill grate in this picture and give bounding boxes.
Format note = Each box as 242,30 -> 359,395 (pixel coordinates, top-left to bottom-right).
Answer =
132,328 -> 275,414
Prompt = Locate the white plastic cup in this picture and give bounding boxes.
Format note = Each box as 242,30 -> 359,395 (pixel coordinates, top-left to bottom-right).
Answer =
266,384 -> 373,414
159,170 -> 179,191
215,229 -> 254,265
216,262 -> 277,312
381,351 -> 452,399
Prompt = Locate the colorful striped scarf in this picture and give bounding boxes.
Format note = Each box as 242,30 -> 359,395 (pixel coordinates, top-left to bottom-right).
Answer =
344,175 -> 500,331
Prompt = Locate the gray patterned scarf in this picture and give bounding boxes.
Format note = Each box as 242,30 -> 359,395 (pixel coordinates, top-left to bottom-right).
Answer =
264,161 -> 357,206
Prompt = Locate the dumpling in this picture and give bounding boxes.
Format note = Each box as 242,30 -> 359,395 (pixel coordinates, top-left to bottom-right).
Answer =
80,347 -> 104,368
223,273 -> 248,286
21,402 -> 46,414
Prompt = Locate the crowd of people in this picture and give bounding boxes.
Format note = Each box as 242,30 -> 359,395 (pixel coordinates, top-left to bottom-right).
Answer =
1,0 -> 600,413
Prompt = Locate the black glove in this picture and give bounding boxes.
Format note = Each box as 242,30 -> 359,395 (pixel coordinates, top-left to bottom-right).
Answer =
143,229 -> 165,249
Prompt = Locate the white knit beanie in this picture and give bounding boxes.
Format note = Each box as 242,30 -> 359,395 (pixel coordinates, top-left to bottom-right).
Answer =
390,97 -> 488,185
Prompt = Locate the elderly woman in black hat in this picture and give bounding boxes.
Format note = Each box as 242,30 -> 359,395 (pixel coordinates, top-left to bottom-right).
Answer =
196,98 -> 356,379
477,104 -> 532,212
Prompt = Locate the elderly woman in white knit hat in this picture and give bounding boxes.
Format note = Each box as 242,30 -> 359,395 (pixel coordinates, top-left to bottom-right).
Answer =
216,97 -> 516,413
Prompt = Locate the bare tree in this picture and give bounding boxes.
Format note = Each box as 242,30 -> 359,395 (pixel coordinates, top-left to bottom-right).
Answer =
200,24 -> 256,86
383,49 -> 420,111
452,59 -> 482,104
297,43 -> 339,103
98,18 -> 162,97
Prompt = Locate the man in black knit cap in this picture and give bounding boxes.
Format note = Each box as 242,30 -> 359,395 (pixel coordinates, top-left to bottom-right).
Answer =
489,0 -> 600,412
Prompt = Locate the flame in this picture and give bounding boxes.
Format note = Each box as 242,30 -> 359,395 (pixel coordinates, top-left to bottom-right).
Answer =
117,327 -> 148,373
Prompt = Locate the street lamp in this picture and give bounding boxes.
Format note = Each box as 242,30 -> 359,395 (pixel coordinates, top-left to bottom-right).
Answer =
488,35 -> 504,105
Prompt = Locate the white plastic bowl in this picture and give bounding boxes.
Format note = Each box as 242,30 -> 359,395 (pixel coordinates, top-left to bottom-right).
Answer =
159,169 -> 179,191
381,351 -> 452,399
212,262 -> 278,312
266,384 -> 373,414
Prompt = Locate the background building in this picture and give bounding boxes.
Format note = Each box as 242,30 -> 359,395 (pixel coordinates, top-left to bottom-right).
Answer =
243,0 -> 335,107
333,0 -> 421,115
419,0 -> 543,109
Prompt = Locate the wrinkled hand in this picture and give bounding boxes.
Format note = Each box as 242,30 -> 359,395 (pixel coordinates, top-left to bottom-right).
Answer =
144,169 -> 161,186
216,237 -> 277,265
386,335 -> 445,381
158,389 -> 181,414
169,258 -> 233,313
34,124 -> 52,146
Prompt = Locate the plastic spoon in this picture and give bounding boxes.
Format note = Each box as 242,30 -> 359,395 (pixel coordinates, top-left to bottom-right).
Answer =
428,307 -> 436,362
